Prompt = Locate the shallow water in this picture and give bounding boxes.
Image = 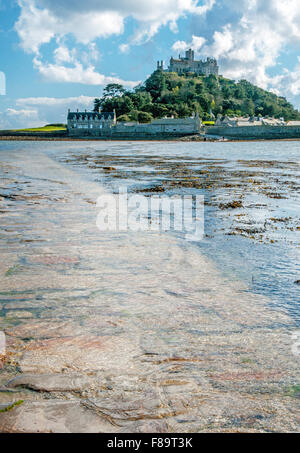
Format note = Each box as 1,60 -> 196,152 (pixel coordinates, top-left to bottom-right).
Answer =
0,140 -> 299,433
46,140 -> 300,323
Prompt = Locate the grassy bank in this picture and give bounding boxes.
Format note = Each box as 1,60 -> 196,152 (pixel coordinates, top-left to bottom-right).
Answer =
11,125 -> 67,133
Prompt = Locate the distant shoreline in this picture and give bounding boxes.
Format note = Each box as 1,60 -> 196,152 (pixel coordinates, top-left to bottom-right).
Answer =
1,135 -> 300,143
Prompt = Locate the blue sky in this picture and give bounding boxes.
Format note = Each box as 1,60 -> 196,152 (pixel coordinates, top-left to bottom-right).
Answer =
1,0 -> 300,128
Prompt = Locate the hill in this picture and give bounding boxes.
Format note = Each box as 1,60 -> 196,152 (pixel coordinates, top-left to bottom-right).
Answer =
94,71 -> 300,122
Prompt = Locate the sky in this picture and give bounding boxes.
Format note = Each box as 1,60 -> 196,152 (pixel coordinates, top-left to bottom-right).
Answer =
1,0 -> 300,129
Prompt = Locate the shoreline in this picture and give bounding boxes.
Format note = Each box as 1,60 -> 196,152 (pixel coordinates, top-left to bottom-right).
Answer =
1,134 -> 300,143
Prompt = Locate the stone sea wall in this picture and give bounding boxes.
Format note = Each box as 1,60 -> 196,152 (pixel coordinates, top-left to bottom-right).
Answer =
0,131 -> 68,138
206,125 -> 300,139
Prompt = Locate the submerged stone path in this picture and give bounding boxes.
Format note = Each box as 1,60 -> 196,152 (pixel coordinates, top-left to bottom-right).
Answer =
0,147 -> 299,432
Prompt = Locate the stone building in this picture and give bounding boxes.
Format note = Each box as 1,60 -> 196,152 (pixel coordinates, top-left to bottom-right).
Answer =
162,48 -> 219,76
214,115 -> 286,127
67,109 -> 201,138
67,109 -> 116,136
114,115 -> 201,137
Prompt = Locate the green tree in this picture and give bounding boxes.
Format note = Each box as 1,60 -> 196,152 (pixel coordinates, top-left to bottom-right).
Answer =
94,98 -> 101,112
241,98 -> 255,116
117,114 -> 130,122
145,70 -> 167,101
137,111 -> 153,123
102,83 -> 125,99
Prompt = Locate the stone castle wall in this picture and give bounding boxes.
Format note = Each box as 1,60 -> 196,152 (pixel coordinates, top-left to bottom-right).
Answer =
169,59 -> 218,76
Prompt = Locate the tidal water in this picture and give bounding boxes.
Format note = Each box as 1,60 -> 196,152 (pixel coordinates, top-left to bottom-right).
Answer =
46,140 -> 300,324
0,139 -> 299,433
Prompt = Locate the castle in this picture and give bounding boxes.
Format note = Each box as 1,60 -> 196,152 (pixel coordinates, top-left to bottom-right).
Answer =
157,48 -> 219,76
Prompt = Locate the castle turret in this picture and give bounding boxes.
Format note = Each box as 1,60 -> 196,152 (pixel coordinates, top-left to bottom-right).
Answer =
185,49 -> 194,61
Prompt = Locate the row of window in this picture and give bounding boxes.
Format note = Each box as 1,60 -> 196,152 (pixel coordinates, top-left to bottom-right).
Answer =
71,124 -> 106,129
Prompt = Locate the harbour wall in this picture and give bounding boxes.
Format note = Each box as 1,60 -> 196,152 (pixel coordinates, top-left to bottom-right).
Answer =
206,125 -> 300,140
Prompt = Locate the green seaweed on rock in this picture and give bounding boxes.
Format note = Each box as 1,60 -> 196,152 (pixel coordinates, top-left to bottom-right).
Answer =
0,400 -> 24,413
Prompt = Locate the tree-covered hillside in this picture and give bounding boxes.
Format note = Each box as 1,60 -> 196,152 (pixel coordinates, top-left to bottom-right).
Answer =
94,71 -> 300,122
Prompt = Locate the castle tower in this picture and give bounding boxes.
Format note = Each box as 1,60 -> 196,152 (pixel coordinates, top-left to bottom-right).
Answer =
185,49 -> 194,61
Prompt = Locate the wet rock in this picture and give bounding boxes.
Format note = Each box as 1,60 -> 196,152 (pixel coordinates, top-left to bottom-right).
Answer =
235,226 -> 266,235
219,201 -> 243,210
0,193 -> 45,201
0,400 -> 120,433
18,335 -> 138,374
134,420 -> 169,433
0,355 -> 6,370
135,186 -> 165,193
5,320 -> 82,339
265,192 -> 287,199
209,370 -> 283,382
26,255 -> 80,265
6,374 -> 94,392
294,280 -> 300,285
6,311 -> 33,319
84,393 -> 189,421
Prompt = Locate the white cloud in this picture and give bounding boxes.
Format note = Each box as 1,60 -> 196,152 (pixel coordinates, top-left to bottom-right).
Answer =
54,46 -> 76,65
15,1 -> 124,53
172,35 -> 206,55
16,95 -> 95,107
0,107 -> 40,129
16,1 -> 215,52
33,56 -> 139,87
0,96 -> 96,129
119,44 -> 130,54
16,0 -> 199,85
0,71 -> 5,95
272,58 -> 300,98
6,108 -> 38,118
